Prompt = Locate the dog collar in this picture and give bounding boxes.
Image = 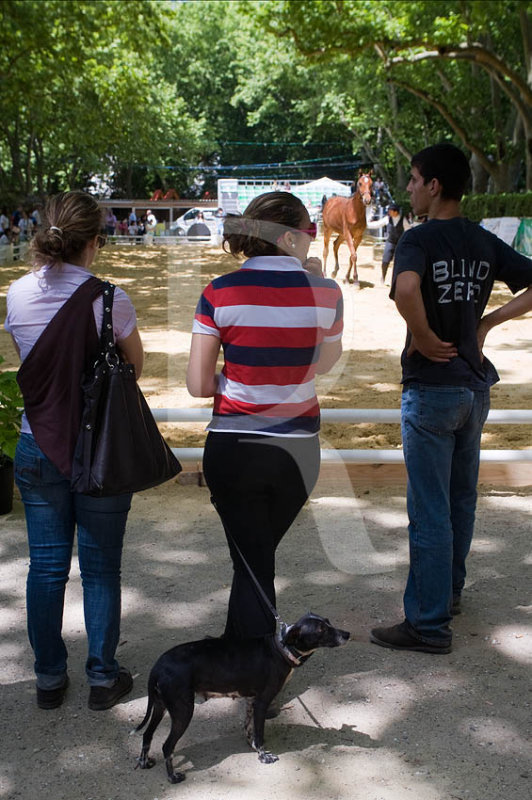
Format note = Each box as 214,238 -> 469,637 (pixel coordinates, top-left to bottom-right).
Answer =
272,635 -> 313,668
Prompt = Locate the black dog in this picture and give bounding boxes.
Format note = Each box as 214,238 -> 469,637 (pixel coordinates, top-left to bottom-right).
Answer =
135,613 -> 349,783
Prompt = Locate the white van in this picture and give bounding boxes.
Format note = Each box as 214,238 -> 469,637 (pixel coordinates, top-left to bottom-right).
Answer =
169,208 -> 219,237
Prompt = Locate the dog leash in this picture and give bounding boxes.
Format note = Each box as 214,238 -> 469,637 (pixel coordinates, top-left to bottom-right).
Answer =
212,503 -> 311,666
225,531 -> 284,627
224,533 -> 314,667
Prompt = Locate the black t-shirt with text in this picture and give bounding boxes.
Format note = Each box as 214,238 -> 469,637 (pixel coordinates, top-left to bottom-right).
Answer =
391,217 -> 532,388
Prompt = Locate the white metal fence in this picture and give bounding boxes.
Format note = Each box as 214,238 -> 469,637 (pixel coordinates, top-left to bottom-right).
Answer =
151,408 -> 532,463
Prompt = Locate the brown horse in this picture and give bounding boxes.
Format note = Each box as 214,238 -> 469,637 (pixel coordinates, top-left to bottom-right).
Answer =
322,174 -> 373,286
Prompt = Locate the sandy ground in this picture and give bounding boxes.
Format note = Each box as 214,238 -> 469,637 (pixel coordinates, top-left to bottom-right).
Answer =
0,239 -> 531,800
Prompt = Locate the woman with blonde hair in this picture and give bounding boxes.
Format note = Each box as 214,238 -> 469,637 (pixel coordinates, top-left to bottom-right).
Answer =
5,191 -> 143,711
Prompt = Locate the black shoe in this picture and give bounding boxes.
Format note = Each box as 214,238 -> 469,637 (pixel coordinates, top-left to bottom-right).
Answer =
88,667 -> 133,711
451,595 -> 462,616
37,676 -> 69,710
370,621 -> 452,654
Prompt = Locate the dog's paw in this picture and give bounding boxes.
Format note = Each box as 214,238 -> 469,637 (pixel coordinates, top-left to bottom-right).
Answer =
135,755 -> 156,770
168,771 -> 186,784
258,749 -> 279,764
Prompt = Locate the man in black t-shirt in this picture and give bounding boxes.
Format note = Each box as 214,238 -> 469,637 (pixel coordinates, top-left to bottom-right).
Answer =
370,143 -> 532,654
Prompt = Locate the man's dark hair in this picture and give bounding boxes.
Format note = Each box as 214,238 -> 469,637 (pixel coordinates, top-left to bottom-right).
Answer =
411,143 -> 471,201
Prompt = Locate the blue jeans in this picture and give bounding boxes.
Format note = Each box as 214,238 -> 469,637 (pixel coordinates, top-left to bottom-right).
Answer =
15,434 -> 132,689
401,384 -> 490,644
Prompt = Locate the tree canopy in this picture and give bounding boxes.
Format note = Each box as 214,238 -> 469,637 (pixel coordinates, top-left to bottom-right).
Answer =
0,0 -> 530,201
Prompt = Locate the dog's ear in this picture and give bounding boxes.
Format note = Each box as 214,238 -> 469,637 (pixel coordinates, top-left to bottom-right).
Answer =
281,623 -> 296,645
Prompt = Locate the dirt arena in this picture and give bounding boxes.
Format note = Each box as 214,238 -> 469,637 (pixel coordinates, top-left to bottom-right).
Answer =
0,239 -> 531,800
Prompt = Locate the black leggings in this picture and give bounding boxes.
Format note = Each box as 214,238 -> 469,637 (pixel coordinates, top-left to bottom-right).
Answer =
203,432 -> 320,639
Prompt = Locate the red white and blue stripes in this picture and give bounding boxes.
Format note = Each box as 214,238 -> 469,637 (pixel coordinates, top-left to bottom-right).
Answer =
192,256 -> 343,436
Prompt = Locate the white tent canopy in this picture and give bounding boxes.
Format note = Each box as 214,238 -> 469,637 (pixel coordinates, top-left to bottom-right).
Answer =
297,176 -> 351,197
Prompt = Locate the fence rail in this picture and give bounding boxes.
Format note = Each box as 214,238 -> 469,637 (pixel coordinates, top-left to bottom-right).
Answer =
150,407 -> 532,463
0,241 -> 29,264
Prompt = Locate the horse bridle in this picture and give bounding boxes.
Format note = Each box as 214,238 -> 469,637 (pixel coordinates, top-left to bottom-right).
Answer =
357,174 -> 373,205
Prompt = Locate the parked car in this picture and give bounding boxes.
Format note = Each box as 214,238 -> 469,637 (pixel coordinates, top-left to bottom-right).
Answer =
169,208 -> 217,237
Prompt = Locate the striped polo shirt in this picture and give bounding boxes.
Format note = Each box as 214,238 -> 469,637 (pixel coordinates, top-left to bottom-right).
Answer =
192,256 -> 343,436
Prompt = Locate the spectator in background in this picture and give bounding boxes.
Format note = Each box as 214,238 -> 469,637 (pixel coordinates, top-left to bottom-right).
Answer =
146,210 -> 157,231
373,177 -> 385,204
367,203 -> 408,285
118,218 -> 128,236
32,205 -> 43,229
1,208 -> 10,235
215,207 -> 224,236
128,219 -> 138,236
105,209 -> 117,236
128,210 -> 137,225
10,223 -> 21,245
18,211 -> 33,241
0,229 -> 9,246
380,204 -> 406,284
12,205 -> 23,228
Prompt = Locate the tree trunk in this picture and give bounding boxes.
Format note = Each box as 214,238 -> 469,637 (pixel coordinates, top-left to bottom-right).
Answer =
24,131 -> 35,196
385,83 -> 407,189
34,138 -> 45,197
126,164 -> 133,198
470,153 -> 489,194
519,5 -> 532,189
489,163 -> 514,193
8,123 -> 24,193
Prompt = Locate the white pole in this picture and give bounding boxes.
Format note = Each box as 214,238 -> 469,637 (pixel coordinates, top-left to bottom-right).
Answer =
153,407 -> 532,464
151,407 -> 532,425
170,447 -> 532,464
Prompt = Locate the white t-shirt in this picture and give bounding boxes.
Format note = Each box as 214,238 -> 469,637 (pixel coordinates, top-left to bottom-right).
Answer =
5,262 -> 137,434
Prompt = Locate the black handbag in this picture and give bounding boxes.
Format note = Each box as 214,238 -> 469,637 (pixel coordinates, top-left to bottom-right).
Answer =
70,282 -> 181,496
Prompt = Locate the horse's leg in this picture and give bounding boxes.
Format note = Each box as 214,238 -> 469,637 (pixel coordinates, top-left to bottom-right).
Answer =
332,235 -> 343,279
343,227 -> 361,287
322,227 -> 331,277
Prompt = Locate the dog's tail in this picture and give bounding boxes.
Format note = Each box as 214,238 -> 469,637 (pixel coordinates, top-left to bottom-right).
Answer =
135,675 -> 159,733
135,696 -> 153,733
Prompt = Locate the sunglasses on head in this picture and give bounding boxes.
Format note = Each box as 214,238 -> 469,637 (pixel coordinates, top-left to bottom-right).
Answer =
297,221 -> 317,240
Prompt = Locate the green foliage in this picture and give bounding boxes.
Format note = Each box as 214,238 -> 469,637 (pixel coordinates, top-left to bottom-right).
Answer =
247,0 -> 531,192
0,0 -> 530,197
0,356 -> 22,464
394,190 -> 532,220
461,193 -> 532,222
0,0 -> 204,198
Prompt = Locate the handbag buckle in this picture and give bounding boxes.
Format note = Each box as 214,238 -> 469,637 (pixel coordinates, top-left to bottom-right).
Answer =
105,351 -> 120,368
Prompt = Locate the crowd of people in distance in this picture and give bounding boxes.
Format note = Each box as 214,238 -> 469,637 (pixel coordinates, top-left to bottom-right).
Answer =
104,208 -> 157,237
0,203 -> 161,248
0,204 -> 43,245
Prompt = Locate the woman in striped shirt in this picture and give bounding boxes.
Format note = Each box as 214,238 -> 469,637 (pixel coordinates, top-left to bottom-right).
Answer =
187,192 -> 343,640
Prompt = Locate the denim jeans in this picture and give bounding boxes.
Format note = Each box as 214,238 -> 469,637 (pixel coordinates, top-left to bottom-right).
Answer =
401,384 -> 490,644
15,434 -> 132,689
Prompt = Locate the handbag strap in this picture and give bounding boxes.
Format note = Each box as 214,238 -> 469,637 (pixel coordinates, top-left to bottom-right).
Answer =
99,282 -> 118,365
